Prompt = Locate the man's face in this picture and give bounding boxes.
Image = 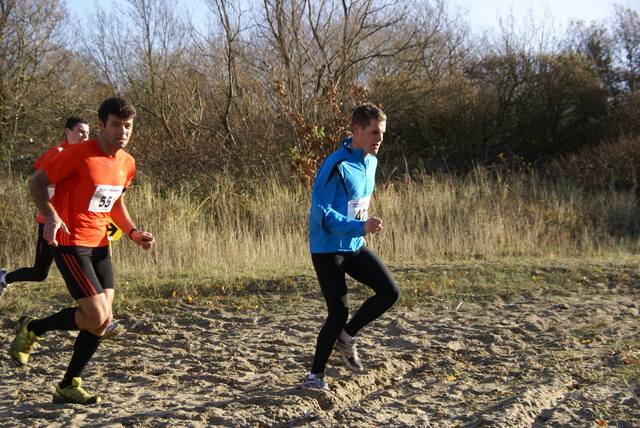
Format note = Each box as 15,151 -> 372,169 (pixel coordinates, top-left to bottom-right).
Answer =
65,123 -> 90,145
351,119 -> 386,156
98,114 -> 134,153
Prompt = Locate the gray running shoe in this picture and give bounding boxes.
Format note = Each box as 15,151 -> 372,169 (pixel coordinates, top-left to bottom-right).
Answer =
0,269 -> 8,298
334,338 -> 364,372
102,323 -> 124,341
301,373 -> 330,391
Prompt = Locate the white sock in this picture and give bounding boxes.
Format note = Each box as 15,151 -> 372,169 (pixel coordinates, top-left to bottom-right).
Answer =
339,330 -> 354,343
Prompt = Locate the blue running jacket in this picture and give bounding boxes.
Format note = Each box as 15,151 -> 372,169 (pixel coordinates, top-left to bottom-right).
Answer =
309,137 -> 377,253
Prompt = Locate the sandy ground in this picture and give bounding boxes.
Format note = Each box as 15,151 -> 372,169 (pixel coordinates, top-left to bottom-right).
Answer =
0,268 -> 639,427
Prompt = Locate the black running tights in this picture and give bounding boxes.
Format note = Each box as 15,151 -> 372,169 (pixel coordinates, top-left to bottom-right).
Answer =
310,246 -> 400,374
5,223 -> 53,284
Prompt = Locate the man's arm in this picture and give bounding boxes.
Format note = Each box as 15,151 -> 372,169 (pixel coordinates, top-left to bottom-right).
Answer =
310,166 -> 368,238
110,193 -> 155,250
29,169 -> 68,246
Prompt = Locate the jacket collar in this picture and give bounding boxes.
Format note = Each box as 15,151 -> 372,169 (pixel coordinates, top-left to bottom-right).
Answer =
341,137 -> 367,162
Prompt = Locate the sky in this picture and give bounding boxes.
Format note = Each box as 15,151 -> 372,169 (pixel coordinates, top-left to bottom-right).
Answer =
68,0 -> 640,31
451,0 -> 640,30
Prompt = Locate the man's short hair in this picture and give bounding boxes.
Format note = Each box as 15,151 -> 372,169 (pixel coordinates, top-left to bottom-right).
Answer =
65,116 -> 88,130
98,98 -> 137,125
351,103 -> 386,131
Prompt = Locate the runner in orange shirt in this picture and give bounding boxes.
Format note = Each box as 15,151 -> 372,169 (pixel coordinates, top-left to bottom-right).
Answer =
9,98 -> 155,405
0,117 -> 89,297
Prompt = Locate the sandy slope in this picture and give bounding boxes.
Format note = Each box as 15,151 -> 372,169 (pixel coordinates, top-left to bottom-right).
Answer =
0,272 -> 639,427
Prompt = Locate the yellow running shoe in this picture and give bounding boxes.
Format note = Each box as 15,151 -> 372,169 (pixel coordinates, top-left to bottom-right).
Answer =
53,377 -> 102,405
9,316 -> 42,367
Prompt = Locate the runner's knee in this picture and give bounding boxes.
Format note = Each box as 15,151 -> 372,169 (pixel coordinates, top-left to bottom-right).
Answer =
379,281 -> 401,307
77,306 -> 111,331
32,271 -> 49,282
327,304 -> 349,326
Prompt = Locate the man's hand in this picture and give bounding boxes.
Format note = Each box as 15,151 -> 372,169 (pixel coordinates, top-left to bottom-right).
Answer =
364,217 -> 383,234
131,230 -> 155,250
43,216 -> 70,246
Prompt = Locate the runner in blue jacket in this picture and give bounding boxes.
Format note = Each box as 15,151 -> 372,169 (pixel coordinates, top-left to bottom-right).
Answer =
308,135 -> 375,253
303,103 -> 400,392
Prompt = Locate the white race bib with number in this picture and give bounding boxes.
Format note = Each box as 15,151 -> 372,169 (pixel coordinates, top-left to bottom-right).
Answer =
347,195 -> 371,220
88,185 -> 124,212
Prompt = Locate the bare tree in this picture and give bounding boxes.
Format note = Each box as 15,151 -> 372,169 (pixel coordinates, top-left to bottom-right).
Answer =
0,0 -> 67,138
612,5 -> 640,93
196,0 -> 253,146
3,0 -> 636,183
0,0 -> 72,173
363,0 -> 474,171
125,0 -> 192,140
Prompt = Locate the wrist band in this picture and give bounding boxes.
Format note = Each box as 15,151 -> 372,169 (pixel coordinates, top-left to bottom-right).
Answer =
129,228 -> 140,237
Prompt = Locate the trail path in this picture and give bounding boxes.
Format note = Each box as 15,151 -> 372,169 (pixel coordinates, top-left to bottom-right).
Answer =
0,270 -> 638,427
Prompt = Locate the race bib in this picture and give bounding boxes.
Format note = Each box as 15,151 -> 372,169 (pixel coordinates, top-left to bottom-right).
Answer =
347,195 -> 371,220
88,185 -> 124,212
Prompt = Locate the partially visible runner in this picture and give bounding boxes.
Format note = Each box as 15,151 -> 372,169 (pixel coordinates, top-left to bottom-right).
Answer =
0,117 -> 89,297
9,98 -> 155,405
302,103 -> 400,392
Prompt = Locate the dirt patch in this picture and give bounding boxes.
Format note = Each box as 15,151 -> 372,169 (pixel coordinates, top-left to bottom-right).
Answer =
0,269 -> 639,427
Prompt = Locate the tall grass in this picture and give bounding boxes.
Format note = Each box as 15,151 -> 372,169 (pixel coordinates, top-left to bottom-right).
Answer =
371,169 -> 640,261
1,168 -> 639,283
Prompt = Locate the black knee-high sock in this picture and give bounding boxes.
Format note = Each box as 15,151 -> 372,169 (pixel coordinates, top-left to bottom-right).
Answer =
60,330 -> 102,388
28,308 -> 78,337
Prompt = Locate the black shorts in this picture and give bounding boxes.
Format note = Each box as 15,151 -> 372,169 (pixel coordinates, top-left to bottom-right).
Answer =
51,245 -> 114,300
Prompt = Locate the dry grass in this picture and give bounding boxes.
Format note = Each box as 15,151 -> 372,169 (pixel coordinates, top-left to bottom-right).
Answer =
2,169 -> 640,276
0,168 -> 639,314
